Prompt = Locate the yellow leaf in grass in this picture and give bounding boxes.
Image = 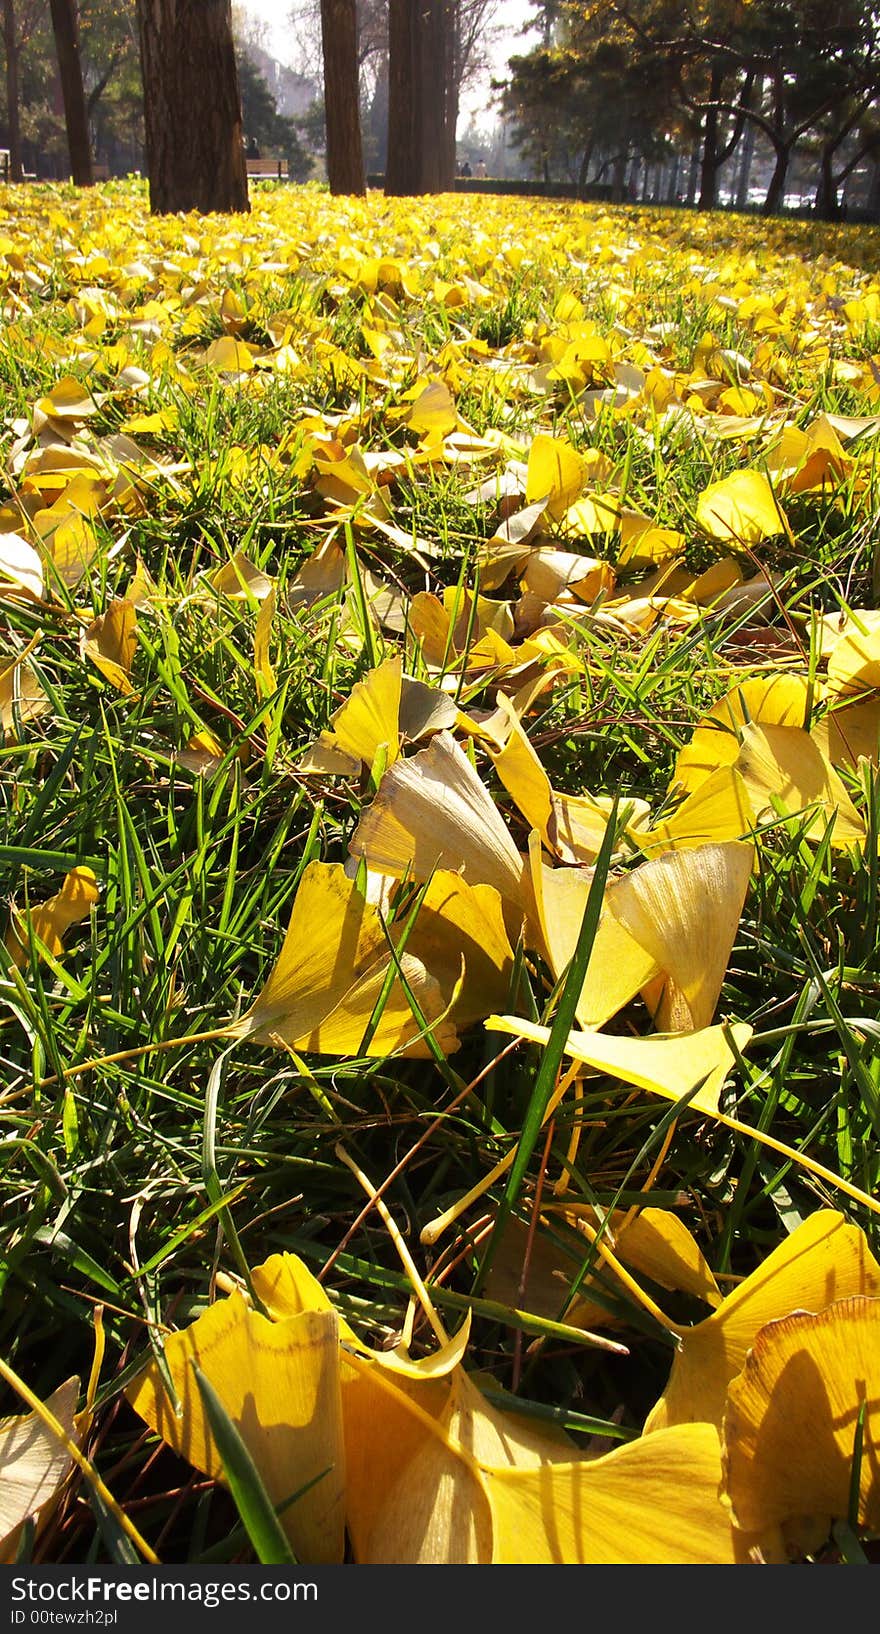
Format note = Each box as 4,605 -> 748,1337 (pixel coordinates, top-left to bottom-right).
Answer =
82,599 -> 137,693
231,860 -> 456,1058
253,584 -> 277,699
0,648 -> 49,738
827,622 -> 880,697
646,1211 -> 880,1434
735,721 -> 865,847
0,1379 -> 81,1565
202,336 -> 255,375
349,732 -> 527,915
405,872 -> 514,1031
606,841 -> 753,1032
527,837 -> 659,1029
641,766 -> 754,854
127,1294 -> 346,1563
208,552 -> 274,602
674,675 -> 813,797
0,532 -> 43,600
525,433 -> 586,520
7,866 -> 99,970
489,697 -> 649,865
485,1423 -> 742,1564
486,1207 -> 721,1332
406,378 -> 458,439
309,654 -> 402,772
722,1296 -> 880,1546
485,1014 -> 753,1118
696,469 -> 790,545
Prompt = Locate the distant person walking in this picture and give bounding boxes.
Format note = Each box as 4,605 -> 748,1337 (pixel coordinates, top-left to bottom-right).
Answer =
475,160 -> 487,179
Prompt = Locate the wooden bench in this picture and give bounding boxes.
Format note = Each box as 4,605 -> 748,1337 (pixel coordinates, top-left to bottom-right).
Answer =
245,157 -> 289,180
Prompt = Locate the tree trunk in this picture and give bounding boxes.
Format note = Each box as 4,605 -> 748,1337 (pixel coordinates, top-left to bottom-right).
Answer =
320,0 -> 365,194
685,135 -> 700,206
135,0 -> 249,215
387,0 -> 453,195
762,143 -> 789,215
386,0 -> 419,193
441,0 -> 459,190
698,63 -> 723,210
49,0 -> 93,186
735,112 -> 756,210
2,0 -> 22,182
814,144 -> 841,221
665,150 -> 680,204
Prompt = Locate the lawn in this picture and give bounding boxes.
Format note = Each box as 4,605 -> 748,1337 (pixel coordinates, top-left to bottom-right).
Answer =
2,178 -> 880,1565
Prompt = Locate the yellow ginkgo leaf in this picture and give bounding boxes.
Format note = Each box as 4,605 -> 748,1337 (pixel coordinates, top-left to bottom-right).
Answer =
249,1252 -> 472,1381
253,583 -> 277,699
342,1363 -> 494,1563
485,1014 -> 752,1118
641,765 -> 754,854
489,699 -> 650,865
0,1378 -> 80,1565
525,433 -> 586,520
202,336 -> 255,374
82,599 -> 137,693
827,623 -> 880,697
127,1293 -> 346,1563
722,1296 -> 880,1546
824,694 -> 880,770
208,552 -> 274,601
349,731 -> 527,915
617,510 -> 685,567
0,532 -> 44,600
520,548 -> 615,604
485,1422 -> 744,1564
307,655 -> 402,773
735,721 -> 865,846
696,469 -> 790,545
527,840 -> 659,1029
646,1211 -> 880,1434
35,377 -> 100,422
0,647 -> 49,738
674,675 -> 813,797
406,378 -> 457,439
230,860 -> 456,1058
606,841 -> 753,1032
7,866 -> 99,970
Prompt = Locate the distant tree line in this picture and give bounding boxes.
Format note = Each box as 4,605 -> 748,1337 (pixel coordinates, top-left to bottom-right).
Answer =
504,0 -> 880,218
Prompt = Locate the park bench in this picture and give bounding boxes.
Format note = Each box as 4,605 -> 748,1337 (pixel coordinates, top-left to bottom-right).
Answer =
245,157 -> 289,180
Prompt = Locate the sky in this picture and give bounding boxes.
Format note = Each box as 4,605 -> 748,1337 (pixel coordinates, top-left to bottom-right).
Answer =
239,0 -> 539,126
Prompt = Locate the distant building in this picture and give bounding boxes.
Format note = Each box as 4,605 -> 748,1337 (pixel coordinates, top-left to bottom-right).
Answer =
245,44 -> 318,121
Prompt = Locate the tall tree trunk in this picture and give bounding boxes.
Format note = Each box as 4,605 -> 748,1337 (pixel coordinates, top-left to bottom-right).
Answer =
814,144 -> 841,221
577,137 -> 594,193
698,63 -> 723,210
665,149 -> 680,204
135,0 -> 249,215
441,0 -> 459,190
2,0 -> 22,182
386,0 -> 419,193
320,0 -> 364,194
762,143 -> 789,214
49,0 -> 93,186
387,0 -> 453,195
685,135 -> 700,206
735,112 -> 756,210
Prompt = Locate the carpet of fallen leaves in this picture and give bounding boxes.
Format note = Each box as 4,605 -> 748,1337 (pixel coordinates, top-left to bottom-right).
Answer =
2,180 -> 880,1565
